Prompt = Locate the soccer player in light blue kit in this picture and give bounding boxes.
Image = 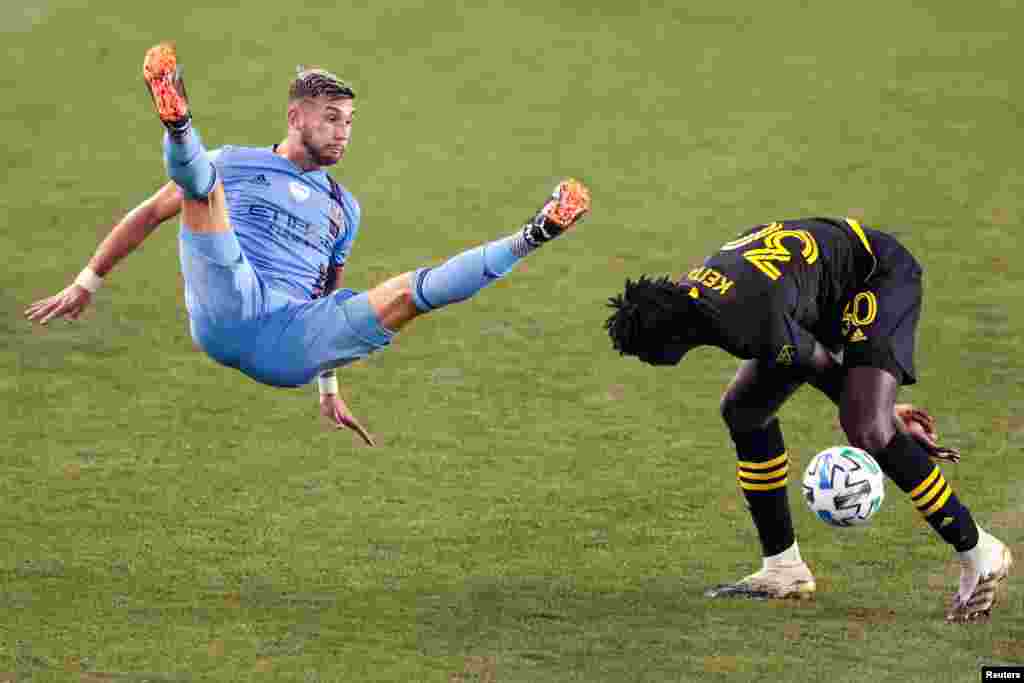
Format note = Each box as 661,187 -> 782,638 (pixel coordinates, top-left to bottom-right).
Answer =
26,43 -> 591,446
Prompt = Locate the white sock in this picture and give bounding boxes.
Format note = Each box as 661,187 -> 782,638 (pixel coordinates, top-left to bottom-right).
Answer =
957,525 -> 997,572
764,541 -> 802,568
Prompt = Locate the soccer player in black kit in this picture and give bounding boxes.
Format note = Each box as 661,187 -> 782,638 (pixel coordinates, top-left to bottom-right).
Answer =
605,217 -> 1011,623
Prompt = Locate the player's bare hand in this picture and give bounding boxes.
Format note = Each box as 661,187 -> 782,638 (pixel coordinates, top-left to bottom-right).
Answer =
895,403 -> 960,463
24,285 -> 93,325
320,394 -> 375,447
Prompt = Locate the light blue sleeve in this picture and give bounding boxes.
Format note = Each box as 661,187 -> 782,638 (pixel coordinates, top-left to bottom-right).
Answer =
331,194 -> 360,267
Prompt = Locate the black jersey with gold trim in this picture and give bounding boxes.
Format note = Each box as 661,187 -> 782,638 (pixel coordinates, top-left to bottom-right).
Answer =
679,217 -> 879,370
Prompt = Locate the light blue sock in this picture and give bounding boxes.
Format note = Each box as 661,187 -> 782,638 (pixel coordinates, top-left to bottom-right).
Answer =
163,128 -> 216,199
411,234 -> 525,312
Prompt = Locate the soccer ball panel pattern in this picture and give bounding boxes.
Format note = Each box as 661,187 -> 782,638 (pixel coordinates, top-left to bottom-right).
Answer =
802,446 -> 885,527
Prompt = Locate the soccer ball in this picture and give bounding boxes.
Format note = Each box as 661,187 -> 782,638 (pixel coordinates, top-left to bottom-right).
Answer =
802,446 -> 885,527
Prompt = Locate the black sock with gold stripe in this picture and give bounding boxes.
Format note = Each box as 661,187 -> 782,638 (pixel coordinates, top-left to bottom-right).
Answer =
873,432 -> 979,551
731,419 -> 794,557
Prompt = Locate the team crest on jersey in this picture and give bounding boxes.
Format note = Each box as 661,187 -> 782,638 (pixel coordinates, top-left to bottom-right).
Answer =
776,345 -> 796,366
289,180 -> 311,202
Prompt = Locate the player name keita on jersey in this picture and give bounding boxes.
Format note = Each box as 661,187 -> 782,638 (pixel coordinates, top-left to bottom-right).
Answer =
685,266 -> 735,295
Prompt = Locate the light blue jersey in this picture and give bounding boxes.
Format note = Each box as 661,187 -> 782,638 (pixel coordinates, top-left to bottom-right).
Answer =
176,145 -> 394,388
211,145 -> 360,300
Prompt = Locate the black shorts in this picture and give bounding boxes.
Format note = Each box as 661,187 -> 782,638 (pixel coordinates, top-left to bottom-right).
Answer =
840,230 -> 922,385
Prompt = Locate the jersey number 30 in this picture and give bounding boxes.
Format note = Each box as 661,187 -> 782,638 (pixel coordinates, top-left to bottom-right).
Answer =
720,222 -> 819,280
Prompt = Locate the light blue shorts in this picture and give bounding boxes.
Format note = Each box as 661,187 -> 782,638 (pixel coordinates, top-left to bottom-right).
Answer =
178,227 -> 393,387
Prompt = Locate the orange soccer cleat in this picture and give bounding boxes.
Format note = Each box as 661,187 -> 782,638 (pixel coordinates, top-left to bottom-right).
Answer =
541,178 -> 592,230
523,178 -> 592,246
143,42 -> 190,127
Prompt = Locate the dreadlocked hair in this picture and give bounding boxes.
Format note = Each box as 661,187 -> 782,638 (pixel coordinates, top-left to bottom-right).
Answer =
289,66 -> 355,101
605,275 -> 695,356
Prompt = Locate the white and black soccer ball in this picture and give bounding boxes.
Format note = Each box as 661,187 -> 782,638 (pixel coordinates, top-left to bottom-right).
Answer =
802,446 -> 885,527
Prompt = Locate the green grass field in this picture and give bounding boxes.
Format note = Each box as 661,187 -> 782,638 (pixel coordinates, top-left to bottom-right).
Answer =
3,1 -> 1023,680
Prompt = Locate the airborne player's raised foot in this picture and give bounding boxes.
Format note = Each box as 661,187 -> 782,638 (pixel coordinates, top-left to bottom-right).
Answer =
522,178 -> 592,246
143,42 -> 191,129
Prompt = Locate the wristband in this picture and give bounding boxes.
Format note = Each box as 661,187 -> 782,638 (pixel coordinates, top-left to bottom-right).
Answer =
74,267 -> 103,294
318,373 -> 339,396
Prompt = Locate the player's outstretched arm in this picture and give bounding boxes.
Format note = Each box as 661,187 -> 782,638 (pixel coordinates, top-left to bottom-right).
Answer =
25,182 -> 183,324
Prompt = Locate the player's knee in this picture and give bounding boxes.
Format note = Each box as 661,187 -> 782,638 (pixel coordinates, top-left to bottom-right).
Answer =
720,393 -> 770,432
841,413 -> 894,454
368,273 -> 420,331
375,281 -> 415,312
390,285 -> 415,311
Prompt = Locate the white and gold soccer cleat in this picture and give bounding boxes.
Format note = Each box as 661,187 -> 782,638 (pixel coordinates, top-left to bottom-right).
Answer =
946,533 -> 1012,624
705,561 -> 816,600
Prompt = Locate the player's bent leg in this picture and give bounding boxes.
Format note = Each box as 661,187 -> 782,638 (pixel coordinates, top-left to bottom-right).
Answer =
274,241 -> 532,384
294,180 -> 592,378
707,361 -> 815,600
838,367 -> 974,544
370,179 -> 592,331
839,366 -> 1010,622
177,221 -> 262,370
720,360 -> 804,432
144,42 -> 220,220
363,256 -> 511,334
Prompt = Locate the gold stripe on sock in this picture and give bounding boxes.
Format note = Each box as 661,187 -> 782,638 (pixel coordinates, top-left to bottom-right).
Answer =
737,452 -> 787,470
915,476 -> 947,510
921,485 -> 953,517
739,477 -> 788,491
737,465 -> 789,481
909,466 -> 941,500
